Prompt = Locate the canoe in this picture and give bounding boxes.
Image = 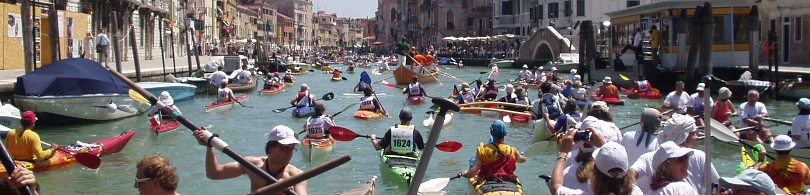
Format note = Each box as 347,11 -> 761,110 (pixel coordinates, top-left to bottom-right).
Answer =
620,87 -> 662,99
590,93 -> 624,105
287,63 -> 310,75
340,176 -> 377,195
393,65 -> 439,84
354,110 -> 384,120
331,76 -> 343,81
204,95 -> 249,112
0,130 -> 136,173
259,82 -> 285,94
206,75 -> 259,95
301,137 -> 336,162
292,106 -> 316,118
468,177 -> 523,195
151,118 -> 180,133
408,96 -> 425,105
379,151 -> 417,185
423,112 -> 453,128
532,118 -> 555,142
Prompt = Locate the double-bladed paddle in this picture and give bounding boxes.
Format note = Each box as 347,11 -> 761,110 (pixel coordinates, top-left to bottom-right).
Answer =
296,103 -> 359,136
271,92 -> 335,113
329,126 -> 462,152
417,174 -> 463,193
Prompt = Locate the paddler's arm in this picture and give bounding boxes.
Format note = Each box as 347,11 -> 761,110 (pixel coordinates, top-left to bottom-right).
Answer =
369,131 -> 390,151
550,130 -> 576,194
193,129 -> 247,180
30,134 -> 54,161
459,156 -> 481,178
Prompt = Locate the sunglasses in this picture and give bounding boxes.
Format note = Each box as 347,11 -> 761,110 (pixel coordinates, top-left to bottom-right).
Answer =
133,177 -> 151,188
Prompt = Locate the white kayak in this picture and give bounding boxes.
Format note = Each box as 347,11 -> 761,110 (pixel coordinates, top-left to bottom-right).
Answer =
422,112 -> 453,128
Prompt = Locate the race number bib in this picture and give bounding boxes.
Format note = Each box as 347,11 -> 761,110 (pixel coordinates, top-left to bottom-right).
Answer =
390,126 -> 415,154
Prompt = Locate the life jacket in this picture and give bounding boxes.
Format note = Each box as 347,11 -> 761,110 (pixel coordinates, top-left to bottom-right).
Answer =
477,143 -> 518,182
460,91 -> 476,104
305,115 -> 330,138
389,125 -> 416,155
217,88 -> 231,102
359,96 -> 376,111
515,96 -> 530,105
637,80 -> 651,92
408,83 -> 423,96
484,85 -> 499,99
542,94 -> 562,119
296,91 -> 311,107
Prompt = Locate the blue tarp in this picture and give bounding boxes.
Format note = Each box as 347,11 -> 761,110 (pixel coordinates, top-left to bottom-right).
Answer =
14,58 -> 129,96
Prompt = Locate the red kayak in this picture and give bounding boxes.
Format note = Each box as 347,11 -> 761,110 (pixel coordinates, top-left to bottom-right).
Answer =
509,114 -> 533,123
620,87 -> 662,99
408,96 -> 425,105
151,119 -> 180,133
0,130 -> 136,173
259,82 -> 285,94
591,93 -> 624,105
205,95 -> 249,111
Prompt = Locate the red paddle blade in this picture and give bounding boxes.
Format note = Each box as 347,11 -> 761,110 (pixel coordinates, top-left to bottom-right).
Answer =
329,126 -> 360,142
381,80 -> 397,88
74,153 -> 101,169
436,141 -> 462,152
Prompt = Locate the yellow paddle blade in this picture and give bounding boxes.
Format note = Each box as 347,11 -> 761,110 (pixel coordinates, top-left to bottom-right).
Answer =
619,73 -> 630,81
741,146 -> 755,167
129,89 -> 150,104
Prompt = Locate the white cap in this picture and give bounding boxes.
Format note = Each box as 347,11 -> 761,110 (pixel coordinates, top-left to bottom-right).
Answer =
522,64 -> 528,69
771,135 -> 795,151
652,141 -> 694,168
696,83 -> 705,91
570,69 -> 577,74
551,67 -> 558,71
267,125 -> 300,145
603,76 -> 612,84
592,141 -> 629,178
159,91 -> 174,105
574,75 -> 581,80
656,114 -> 697,145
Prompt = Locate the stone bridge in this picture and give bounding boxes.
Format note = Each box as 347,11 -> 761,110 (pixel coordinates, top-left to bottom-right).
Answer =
518,26 -> 576,62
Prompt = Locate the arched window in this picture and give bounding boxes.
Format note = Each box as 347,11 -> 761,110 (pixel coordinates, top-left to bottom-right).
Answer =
446,10 -> 455,29
391,8 -> 398,22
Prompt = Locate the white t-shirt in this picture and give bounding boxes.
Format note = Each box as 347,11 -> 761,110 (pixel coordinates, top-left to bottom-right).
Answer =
686,93 -> 714,113
739,102 -> 768,127
792,114 -> 810,148
556,184 -> 643,195
209,71 -> 228,86
562,163 -> 591,193
633,32 -> 643,47
236,70 -> 252,84
664,91 -> 690,114
647,180 -> 699,195
630,149 -> 718,193
621,130 -> 658,164
217,88 -> 233,102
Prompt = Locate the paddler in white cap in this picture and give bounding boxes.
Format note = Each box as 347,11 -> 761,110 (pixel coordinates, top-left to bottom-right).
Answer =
216,78 -> 238,104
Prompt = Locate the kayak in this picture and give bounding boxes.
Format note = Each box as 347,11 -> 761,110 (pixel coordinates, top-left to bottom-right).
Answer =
509,114 -> 533,123
151,118 -> 180,133
0,130 -> 136,173
408,96 -> 425,105
354,110 -> 384,120
468,177 -> 523,195
341,176 -> 376,195
204,95 -> 249,112
301,137 -> 336,162
292,106 -> 316,118
331,76 -> 343,81
259,82 -> 285,94
379,151 -> 417,185
620,87 -> 662,99
284,81 -> 295,86
590,93 -> 624,105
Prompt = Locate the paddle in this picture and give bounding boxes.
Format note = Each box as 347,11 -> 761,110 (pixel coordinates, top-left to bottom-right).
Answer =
405,55 -> 443,85
502,115 -> 511,123
342,76 -> 348,80
371,86 -> 389,118
271,92 -> 335,113
417,174 -> 462,193
0,141 -> 34,195
711,120 -> 777,161
41,142 -> 101,169
523,139 -> 559,157
329,126 -> 463,152
231,96 -> 252,108
707,118 -> 742,142
128,89 -> 149,104
763,118 -> 792,126
296,103 -> 359,136
619,73 -> 630,81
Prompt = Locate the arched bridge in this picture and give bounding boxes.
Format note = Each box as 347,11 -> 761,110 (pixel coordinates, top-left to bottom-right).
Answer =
519,26 -> 576,62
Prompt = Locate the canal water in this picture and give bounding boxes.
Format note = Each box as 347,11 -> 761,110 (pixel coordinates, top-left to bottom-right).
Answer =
31,66 -> 801,194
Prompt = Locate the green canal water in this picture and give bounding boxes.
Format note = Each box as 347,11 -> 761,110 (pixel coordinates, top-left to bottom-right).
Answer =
31,66 -> 802,194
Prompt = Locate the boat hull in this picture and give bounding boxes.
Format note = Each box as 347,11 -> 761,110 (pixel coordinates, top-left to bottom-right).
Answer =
301,137 -> 335,162
393,66 -> 439,85
379,151 -> 417,185
0,130 -> 136,173
778,81 -> 810,99
137,82 -> 197,102
354,110 -> 384,120
13,94 -> 145,124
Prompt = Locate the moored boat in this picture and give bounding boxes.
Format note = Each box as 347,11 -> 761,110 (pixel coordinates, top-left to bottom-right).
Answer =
207,75 -> 259,95
778,80 -> 810,100
0,130 -> 136,173
137,82 -> 197,102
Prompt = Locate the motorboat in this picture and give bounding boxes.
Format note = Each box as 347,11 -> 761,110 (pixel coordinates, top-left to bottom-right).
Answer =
136,82 -> 197,102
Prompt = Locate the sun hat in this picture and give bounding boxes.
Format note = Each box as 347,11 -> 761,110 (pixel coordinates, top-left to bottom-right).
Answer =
719,87 -> 732,99
571,69 -> 577,74
696,83 -> 705,91
461,83 -> 471,90
656,114 -> 697,145
551,67 -> 557,71
771,135 -> 795,151
490,120 -> 507,140
267,125 -> 300,145
522,64 -> 528,69
652,141 -> 694,168
797,98 -> 810,110
592,141 -> 629,178
603,76 -> 612,84
159,91 -> 174,106
720,169 -> 780,195
21,111 -> 37,122
574,75 -> 581,80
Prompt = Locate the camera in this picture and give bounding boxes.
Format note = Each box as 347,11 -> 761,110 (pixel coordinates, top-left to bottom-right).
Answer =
573,131 -> 591,141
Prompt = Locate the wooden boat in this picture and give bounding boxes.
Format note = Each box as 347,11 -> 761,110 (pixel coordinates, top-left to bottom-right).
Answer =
778,80 -> 810,99
723,80 -> 774,99
393,65 -> 440,85
206,75 -> 258,95
340,176 -> 377,195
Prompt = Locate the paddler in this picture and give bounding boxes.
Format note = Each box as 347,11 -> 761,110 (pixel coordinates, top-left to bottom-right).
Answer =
621,108 -> 661,164
413,50 -> 425,66
425,52 -> 435,66
662,81 -> 689,114
568,69 -> 578,82
533,66 -> 546,84
283,71 -> 295,83
263,72 -> 281,90
596,76 -> 620,100
712,87 -> 737,128
331,67 -> 342,79
135,155 -> 180,195
347,63 -> 355,72
193,125 -> 307,194
147,91 -> 182,127
759,135 -> 810,193
686,83 -> 713,127
790,98 -> 810,148
718,169 -> 781,195
209,66 -> 228,88
497,84 -> 516,103
358,88 -> 385,115
290,84 -> 315,108
546,66 -> 559,82
236,64 -> 253,84
511,88 -> 531,112
458,120 -> 526,185
303,101 -> 336,140
5,111 -> 55,161
632,75 -> 653,94
216,79 -> 239,104
369,108 -> 425,158
478,79 -> 499,101
404,76 -> 428,99
455,83 -> 476,104
739,90 -> 774,144
517,64 -> 532,82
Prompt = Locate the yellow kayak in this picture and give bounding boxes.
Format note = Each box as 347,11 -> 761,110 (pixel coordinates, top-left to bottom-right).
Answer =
468,177 -> 523,195
354,110 -> 384,120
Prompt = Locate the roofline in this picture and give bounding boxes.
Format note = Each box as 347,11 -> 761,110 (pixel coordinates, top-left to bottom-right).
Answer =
606,0 -> 755,18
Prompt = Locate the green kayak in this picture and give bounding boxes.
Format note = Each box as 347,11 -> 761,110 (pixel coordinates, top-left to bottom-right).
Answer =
379,151 -> 418,185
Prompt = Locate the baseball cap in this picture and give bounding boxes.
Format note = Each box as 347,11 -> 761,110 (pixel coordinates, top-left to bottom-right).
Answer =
771,135 -> 795,151
551,67 -> 557,71
797,98 -> 810,110
490,120 -> 507,140
592,141 -> 629,178
720,169 -> 780,195
696,83 -> 705,91
21,111 -> 37,122
570,69 -> 577,74
267,125 -> 300,145
652,141 -> 694,168
656,114 -> 697,145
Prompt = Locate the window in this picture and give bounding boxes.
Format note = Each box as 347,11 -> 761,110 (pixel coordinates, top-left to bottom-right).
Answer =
796,17 -> 802,42
564,1 -> 571,17
627,0 -> 639,7
576,0 -> 584,16
538,5 -> 544,19
501,1 -> 513,15
447,10 -> 455,30
548,2 -> 558,18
